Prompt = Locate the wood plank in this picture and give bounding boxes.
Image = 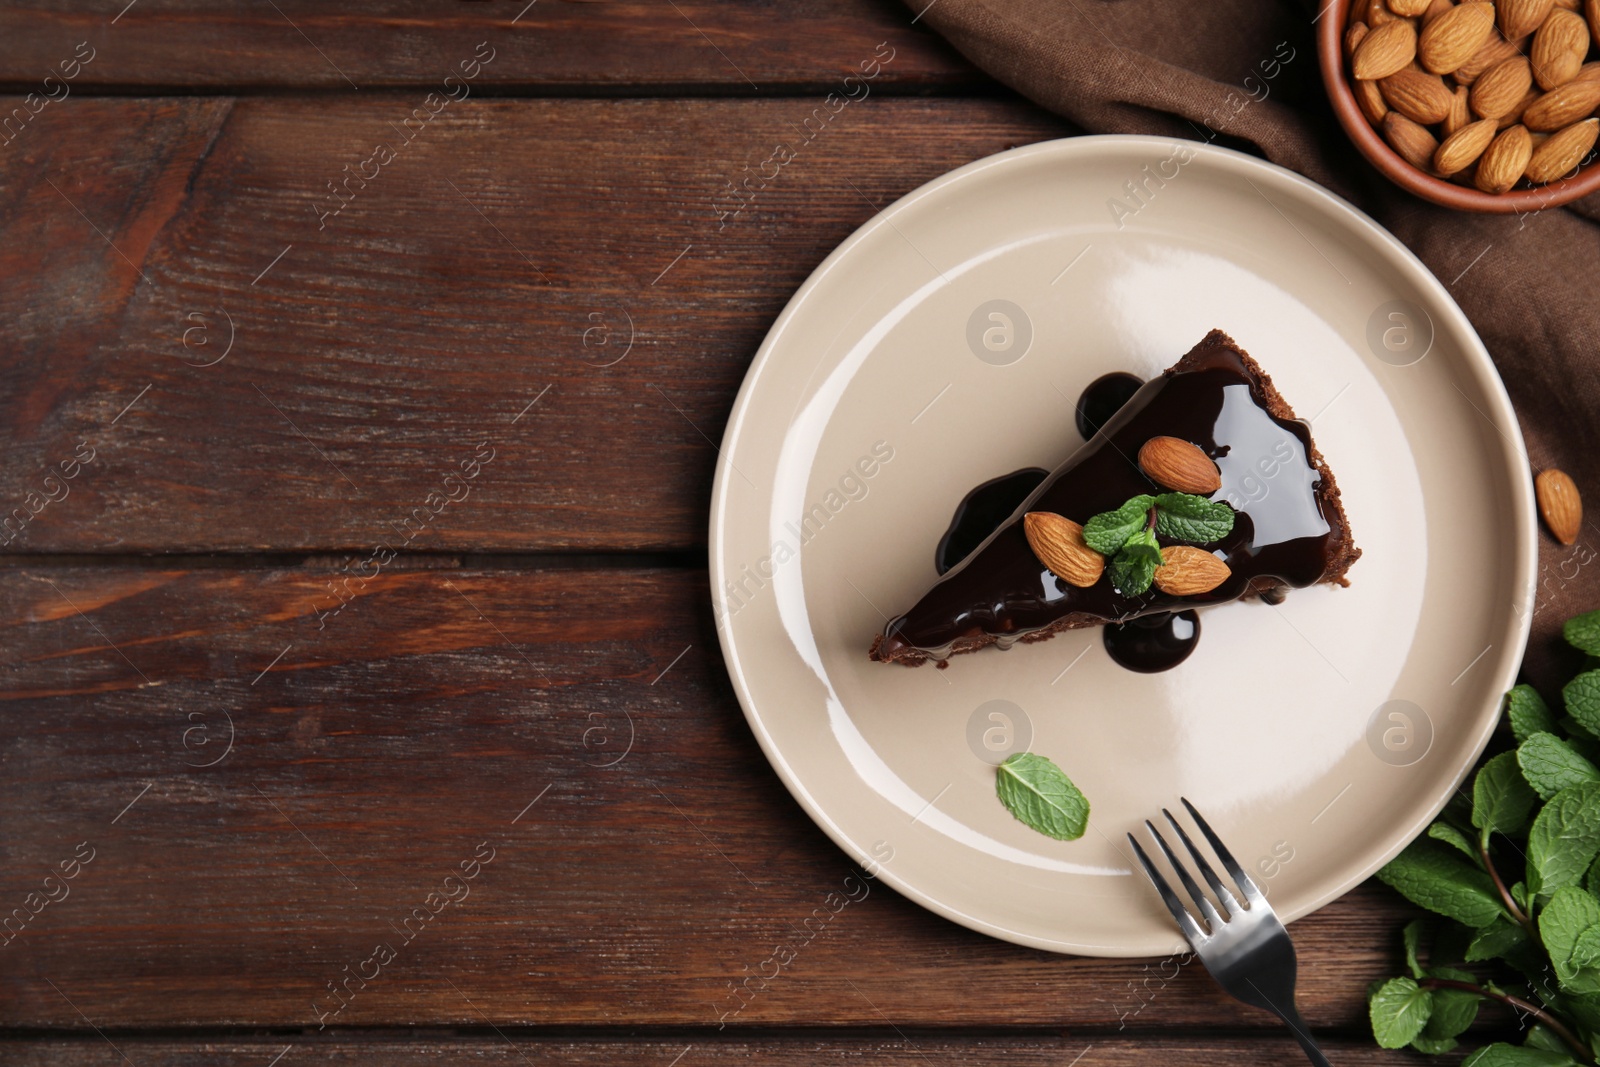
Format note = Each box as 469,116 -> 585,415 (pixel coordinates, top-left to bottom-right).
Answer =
0,2 -> 975,89
0,1034 -> 1437,1065
0,565 -> 1412,1029
0,96 -> 1071,554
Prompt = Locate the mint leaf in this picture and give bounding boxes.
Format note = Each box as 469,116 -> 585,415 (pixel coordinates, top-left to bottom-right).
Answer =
1429,821 -> 1479,859
1540,885 -> 1600,986
1474,750 -> 1537,837
1528,782 -> 1600,897
1369,976 -> 1433,1048
1378,838 -> 1504,928
1461,1044 -> 1579,1066
1152,492 -> 1235,543
1523,1026 -> 1572,1054
1466,916 -> 1529,961
1402,919 -> 1427,979
1520,733 -> 1600,801
995,752 -> 1089,841
1107,529 -> 1161,597
1422,965 -> 1481,1040
1508,684 -> 1559,743
1571,924 -> 1600,970
1585,852 -> 1600,896
1082,495 -> 1154,556
1566,610 -> 1600,657
1564,670 -> 1600,737
1410,1034 -> 1458,1054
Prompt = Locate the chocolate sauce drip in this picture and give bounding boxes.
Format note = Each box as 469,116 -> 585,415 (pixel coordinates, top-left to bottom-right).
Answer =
1075,372 -> 1145,439
935,469 -> 1048,575
876,336 -> 1343,663
1103,611 -> 1200,673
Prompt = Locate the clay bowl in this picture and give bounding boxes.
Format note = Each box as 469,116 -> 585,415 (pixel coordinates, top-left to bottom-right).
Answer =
1318,0 -> 1600,213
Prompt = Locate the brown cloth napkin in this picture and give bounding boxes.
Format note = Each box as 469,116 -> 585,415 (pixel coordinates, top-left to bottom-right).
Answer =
908,0 -> 1600,693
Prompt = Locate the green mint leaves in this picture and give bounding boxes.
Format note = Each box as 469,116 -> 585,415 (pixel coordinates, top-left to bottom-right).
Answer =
1081,491 -> 1234,598
1368,608 -> 1600,1064
995,752 -> 1089,841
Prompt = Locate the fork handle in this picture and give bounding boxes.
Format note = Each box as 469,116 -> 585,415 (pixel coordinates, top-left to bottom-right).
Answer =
1276,1006 -> 1332,1067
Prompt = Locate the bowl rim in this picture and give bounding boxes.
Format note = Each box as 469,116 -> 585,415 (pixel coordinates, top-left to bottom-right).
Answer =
1318,0 -> 1600,214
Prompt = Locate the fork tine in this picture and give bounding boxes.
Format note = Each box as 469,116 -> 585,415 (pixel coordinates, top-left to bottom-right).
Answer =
1163,807 -> 1241,918
1181,797 -> 1268,907
1127,833 -> 1207,945
1144,819 -> 1225,932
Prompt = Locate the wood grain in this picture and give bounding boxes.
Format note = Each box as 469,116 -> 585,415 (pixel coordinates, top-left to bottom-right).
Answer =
0,1 -> 975,90
0,96 -> 1071,554
0,565 -> 1414,1029
0,1034 -> 1445,1065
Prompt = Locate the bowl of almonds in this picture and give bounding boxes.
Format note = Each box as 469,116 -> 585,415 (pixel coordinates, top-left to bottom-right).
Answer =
1319,0 -> 1600,212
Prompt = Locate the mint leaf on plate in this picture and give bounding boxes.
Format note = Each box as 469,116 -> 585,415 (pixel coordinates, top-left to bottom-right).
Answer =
1518,732 -> 1600,801
995,752 -> 1089,841
1369,975 -> 1433,1049
1108,528 -> 1162,597
1153,492 -> 1235,543
1082,495 -> 1154,556
1507,684 -> 1558,743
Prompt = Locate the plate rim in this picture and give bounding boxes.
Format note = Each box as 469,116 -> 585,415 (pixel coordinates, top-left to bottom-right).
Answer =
708,133 -> 1537,957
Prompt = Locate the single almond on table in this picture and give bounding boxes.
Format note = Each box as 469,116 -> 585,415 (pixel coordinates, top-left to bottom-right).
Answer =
1346,20 -> 1371,60
1355,19 -> 1421,79
1383,111 -> 1443,168
1471,56 -> 1535,118
1476,123 -> 1535,189
1452,35 -> 1524,85
1153,546 -> 1233,597
1525,116 -> 1600,180
1382,69 -> 1458,122
1356,76 -> 1392,124
1420,2 -> 1497,74
1536,468 -> 1582,545
1023,513 -> 1105,588
1523,79 -> 1600,129
1532,8 -> 1591,89
1138,437 -> 1222,495
1501,0 -> 1557,38
1444,84 -> 1475,133
1434,116 -> 1500,172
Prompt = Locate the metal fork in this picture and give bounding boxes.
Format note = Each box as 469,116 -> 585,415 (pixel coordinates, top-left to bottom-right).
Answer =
1128,798 -> 1331,1067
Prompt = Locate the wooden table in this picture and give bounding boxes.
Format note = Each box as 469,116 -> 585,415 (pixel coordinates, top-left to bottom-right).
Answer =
0,3 -> 1426,1062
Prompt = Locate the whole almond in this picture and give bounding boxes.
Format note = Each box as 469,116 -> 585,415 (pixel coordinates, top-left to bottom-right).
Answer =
1355,19 -> 1421,79
1536,468 -> 1583,545
1346,20 -> 1371,60
1453,35 -> 1524,84
1500,0 -> 1556,38
1390,0 -> 1433,13
1525,116 -> 1600,179
1532,8 -> 1591,88
1420,2 -> 1497,74
1588,0 -> 1600,42
1472,56 -> 1535,118
1577,61 -> 1600,83
1523,79 -> 1600,129
1423,0 -> 1456,25
1138,437 -> 1222,495
1476,124 -> 1535,189
1153,546 -> 1233,597
1369,0 -> 1404,25
1382,69 -> 1458,121
1444,84 -> 1475,132
1357,76 -> 1392,123
1435,116 -> 1500,172
1383,111 -> 1442,168
1023,513 -> 1105,588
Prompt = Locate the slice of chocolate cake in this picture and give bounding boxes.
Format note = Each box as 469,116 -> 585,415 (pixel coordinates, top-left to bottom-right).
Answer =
870,329 -> 1360,667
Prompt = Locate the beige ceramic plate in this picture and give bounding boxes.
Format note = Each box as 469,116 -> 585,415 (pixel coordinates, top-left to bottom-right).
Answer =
709,136 -> 1536,957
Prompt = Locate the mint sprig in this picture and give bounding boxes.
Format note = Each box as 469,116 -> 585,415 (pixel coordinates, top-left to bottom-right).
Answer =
995,752 -> 1089,841
1080,491 -> 1235,598
1367,607 -> 1600,1064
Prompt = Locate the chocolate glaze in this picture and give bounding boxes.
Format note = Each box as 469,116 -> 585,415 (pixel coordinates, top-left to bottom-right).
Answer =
875,333 -> 1349,663
1104,610 -> 1201,673
935,468 -> 1048,575
1075,372 -> 1145,439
